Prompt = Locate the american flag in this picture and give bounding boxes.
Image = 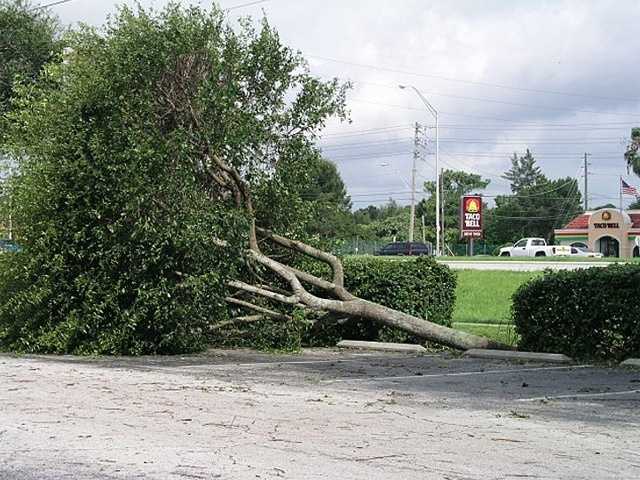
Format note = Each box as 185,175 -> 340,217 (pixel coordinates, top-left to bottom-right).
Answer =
621,178 -> 639,197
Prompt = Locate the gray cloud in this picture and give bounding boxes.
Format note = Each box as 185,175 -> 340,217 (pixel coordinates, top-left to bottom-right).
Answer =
48,0 -> 640,208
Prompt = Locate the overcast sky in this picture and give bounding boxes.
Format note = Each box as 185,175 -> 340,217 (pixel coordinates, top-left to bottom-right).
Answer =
44,0 -> 640,209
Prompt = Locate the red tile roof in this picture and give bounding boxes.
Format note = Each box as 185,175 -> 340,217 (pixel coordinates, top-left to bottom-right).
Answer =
563,214 -> 590,229
561,212 -> 640,229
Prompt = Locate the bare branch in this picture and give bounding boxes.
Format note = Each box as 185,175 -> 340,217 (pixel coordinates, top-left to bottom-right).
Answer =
245,249 -> 507,350
225,297 -> 292,321
210,315 -> 264,331
228,280 -> 300,305
256,227 -> 346,289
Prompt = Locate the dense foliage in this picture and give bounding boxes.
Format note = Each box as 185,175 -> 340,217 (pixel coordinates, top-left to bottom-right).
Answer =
0,4 -> 347,354
485,151 -> 583,245
320,151 -> 584,253
501,149 -> 543,194
344,256 -> 455,327
417,169 -> 490,246
0,0 -> 60,118
311,256 -> 456,344
219,256 -> 457,349
512,265 -> 640,360
624,127 -> 640,177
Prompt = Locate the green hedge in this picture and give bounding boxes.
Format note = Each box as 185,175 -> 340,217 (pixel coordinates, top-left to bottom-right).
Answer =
215,255 -> 457,351
512,265 -> 640,360
305,256 -> 456,345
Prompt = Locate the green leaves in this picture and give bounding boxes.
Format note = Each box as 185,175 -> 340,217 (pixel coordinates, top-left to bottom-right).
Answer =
0,3 -> 349,355
0,0 -> 61,118
300,256 -> 457,345
624,127 -> 640,177
512,265 -> 640,360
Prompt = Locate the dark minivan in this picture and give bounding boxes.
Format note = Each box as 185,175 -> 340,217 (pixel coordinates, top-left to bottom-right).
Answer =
376,241 -> 433,256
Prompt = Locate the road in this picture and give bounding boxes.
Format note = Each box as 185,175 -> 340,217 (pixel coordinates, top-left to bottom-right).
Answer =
439,260 -> 610,271
2,349 -> 639,479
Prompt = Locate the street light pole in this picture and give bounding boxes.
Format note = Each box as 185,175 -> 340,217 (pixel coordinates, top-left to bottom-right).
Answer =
399,84 -> 440,255
409,123 -> 420,242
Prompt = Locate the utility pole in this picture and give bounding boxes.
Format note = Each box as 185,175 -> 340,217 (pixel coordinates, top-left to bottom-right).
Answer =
440,167 -> 445,255
398,85 -> 439,255
583,153 -> 591,210
408,122 -> 421,242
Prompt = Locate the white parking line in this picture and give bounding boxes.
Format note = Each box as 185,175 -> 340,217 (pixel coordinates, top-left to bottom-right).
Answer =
324,364 -> 594,383
517,389 -> 640,402
121,355 -> 439,372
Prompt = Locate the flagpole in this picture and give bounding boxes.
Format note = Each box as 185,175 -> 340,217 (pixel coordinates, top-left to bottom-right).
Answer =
620,176 -> 623,213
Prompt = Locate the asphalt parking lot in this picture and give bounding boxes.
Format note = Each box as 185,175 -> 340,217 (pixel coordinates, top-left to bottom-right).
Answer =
1,348 -> 639,479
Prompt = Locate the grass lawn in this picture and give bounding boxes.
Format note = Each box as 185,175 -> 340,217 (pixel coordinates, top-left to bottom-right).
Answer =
452,322 -> 520,347
442,255 -> 612,262
451,270 -> 540,346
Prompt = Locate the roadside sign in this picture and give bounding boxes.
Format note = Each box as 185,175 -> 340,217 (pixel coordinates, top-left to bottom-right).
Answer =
460,195 -> 483,239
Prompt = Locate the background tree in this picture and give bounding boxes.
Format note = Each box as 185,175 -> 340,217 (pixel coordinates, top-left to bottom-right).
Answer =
1,4 -> 501,353
304,157 -> 355,241
486,176 -> 583,244
624,128 -> 640,176
350,201 -> 417,242
417,169 -> 490,246
0,4 -> 348,354
0,1 -> 61,237
592,203 -> 617,210
0,0 -> 60,118
502,149 -> 544,193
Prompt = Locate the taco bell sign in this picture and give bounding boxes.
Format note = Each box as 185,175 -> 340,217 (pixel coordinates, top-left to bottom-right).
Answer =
460,195 -> 483,239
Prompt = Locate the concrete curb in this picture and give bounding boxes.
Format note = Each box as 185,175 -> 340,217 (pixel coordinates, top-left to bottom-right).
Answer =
464,349 -> 573,364
336,340 -> 427,354
620,358 -> 640,368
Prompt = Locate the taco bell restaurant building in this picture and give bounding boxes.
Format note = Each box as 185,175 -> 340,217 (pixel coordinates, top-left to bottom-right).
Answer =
554,208 -> 640,258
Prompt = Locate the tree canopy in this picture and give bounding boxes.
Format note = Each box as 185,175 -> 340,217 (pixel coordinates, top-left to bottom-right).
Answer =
502,149 -> 544,193
0,0 -> 60,118
417,169 -> 490,245
625,128 -> 640,177
0,3 -> 348,354
304,157 -> 355,241
486,176 -> 583,244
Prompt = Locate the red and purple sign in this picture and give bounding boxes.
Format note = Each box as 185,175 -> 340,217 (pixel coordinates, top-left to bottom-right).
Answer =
460,195 -> 483,239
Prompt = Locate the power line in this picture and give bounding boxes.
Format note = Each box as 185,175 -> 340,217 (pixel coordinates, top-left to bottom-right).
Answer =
321,124 -> 413,138
323,75 -> 640,118
321,121 -> 637,141
226,0 -> 270,11
308,54 -> 640,103
30,0 -> 75,10
321,137 -> 626,149
319,138 -> 413,150
350,97 -> 640,120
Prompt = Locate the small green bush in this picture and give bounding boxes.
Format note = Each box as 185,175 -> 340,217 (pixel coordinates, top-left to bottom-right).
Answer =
212,309 -> 309,353
512,264 -> 640,360
302,256 -> 456,345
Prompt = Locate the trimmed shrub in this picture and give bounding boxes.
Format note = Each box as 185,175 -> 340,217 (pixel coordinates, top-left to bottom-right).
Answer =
512,264 -> 640,360
303,256 -> 457,345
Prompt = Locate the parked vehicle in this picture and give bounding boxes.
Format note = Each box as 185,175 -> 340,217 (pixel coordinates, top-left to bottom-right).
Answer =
569,246 -> 604,258
0,239 -> 20,253
498,238 -> 568,257
376,241 -> 432,256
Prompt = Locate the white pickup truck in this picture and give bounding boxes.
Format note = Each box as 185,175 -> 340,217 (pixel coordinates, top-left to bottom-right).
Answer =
499,238 -> 570,257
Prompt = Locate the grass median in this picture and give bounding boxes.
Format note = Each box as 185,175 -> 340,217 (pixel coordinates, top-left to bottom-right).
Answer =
452,270 -> 541,347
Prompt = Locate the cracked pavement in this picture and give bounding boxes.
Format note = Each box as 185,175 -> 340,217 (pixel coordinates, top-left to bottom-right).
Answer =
1,348 -> 639,479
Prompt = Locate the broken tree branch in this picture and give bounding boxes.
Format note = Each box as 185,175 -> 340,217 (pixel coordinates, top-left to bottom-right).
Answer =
225,297 -> 292,322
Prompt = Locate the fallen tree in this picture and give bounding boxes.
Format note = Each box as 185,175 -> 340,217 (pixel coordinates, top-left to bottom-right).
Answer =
148,10 -> 507,352
202,154 -> 506,350
167,134 -> 505,349
0,3 -> 506,353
